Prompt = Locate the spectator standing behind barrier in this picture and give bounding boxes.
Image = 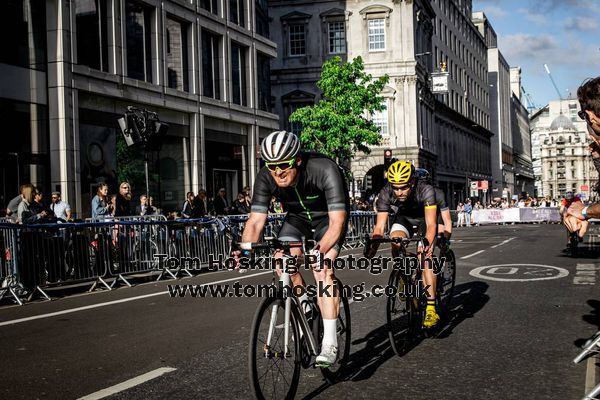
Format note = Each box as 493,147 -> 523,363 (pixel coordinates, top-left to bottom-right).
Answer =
192,189 -> 209,217
243,186 -> 252,207
17,184 -> 47,223
114,182 -> 133,216
472,201 -> 483,226
91,183 -> 111,219
269,196 -> 284,213
213,188 -> 230,216
148,196 -> 159,215
232,192 -> 251,214
135,194 -> 155,216
464,199 -> 472,227
50,191 -> 71,221
181,192 -> 195,218
456,203 -> 465,227
32,189 -> 48,215
6,186 -> 23,222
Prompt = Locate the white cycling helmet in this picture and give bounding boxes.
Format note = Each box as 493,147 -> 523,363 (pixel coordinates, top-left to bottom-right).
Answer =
260,130 -> 300,162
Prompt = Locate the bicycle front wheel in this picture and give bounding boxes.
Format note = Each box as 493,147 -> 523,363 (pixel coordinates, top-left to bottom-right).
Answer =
249,296 -> 301,400
387,269 -> 417,356
437,249 -> 456,313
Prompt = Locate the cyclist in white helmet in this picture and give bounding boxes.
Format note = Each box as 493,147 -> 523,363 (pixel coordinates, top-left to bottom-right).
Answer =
233,130 -> 350,368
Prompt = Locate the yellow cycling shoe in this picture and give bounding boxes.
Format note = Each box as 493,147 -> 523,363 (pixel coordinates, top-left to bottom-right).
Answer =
423,309 -> 440,329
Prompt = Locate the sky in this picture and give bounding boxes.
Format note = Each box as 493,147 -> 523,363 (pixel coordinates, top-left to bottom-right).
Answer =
472,0 -> 600,111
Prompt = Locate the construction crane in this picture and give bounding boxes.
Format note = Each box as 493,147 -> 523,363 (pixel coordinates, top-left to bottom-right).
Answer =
521,85 -> 538,113
544,64 -> 563,101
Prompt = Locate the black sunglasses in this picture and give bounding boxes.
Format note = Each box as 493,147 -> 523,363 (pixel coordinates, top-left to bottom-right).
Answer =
578,110 -> 589,123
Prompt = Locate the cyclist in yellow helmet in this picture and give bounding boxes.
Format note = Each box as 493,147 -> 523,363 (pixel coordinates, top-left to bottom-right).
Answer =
365,160 -> 440,329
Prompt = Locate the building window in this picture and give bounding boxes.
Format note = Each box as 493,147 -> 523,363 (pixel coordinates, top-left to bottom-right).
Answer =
75,0 -> 109,72
328,21 -> 346,54
289,24 -> 306,56
231,42 -> 247,106
257,53 -> 271,112
200,0 -> 218,14
372,108 -> 388,136
368,19 -> 385,51
166,17 -> 189,92
125,0 -> 153,83
229,0 -> 245,27
2,0 -> 46,70
286,103 -> 308,135
201,30 -> 221,100
255,0 -> 269,38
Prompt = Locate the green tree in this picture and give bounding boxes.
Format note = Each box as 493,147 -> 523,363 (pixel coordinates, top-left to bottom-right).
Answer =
289,56 -> 389,164
116,134 -> 145,187
116,135 -> 159,194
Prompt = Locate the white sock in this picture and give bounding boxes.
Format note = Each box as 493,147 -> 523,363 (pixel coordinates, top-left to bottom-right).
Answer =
298,293 -> 310,313
322,318 -> 338,348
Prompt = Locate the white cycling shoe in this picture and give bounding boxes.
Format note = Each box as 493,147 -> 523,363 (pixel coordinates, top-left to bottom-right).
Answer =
315,344 -> 338,368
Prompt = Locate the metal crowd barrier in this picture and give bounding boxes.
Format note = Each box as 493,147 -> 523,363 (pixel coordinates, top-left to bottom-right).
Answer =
344,211 -> 376,249
0,224 -> 22,304
0,212 -> 381,305
157,217 -> 229,280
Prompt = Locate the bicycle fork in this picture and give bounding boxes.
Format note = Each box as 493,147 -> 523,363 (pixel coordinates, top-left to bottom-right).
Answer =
264,269 -> 319,358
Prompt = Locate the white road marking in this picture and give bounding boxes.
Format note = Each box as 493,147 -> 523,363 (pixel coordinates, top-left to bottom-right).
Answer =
460,250 -> 485,259
491,237 -> 516,248
78,367 -> 177,400
573,264 -> 598,285
469,264 -> 569,282
0,271 -> 272,328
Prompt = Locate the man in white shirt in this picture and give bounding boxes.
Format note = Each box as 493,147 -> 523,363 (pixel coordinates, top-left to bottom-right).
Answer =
50,192 -> 71,221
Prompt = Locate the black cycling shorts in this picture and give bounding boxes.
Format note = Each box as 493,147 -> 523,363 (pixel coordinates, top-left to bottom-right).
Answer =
390,214 -> 428,239
277,215 -> 346,253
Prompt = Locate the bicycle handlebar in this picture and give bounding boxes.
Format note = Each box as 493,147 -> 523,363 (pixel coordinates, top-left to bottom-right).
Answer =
231,237 -> 317,254
364,235 -> 430,248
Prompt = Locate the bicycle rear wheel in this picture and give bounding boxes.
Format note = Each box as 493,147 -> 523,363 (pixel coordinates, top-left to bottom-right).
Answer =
317,279 -> 351,383
249,296 -> 301,400
387,269 -> 417,356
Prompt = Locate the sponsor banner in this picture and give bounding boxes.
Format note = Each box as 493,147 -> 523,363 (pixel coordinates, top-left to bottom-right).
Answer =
503,208 -> 521,222
477,209 -> 504,224
475,207 -> 561,224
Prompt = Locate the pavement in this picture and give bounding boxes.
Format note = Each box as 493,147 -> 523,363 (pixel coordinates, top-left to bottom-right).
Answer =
1,223 -> 600,399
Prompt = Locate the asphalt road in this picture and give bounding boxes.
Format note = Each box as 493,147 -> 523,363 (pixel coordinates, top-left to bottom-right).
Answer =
1,223 -> 600,400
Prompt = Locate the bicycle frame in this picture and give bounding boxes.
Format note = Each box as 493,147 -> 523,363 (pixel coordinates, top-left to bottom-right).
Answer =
265,258 -> 320,358
235,237 -> 322,359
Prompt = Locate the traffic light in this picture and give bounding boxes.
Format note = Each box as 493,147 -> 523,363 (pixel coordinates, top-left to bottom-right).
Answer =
384,149 -> 393,172
364,175 -> 373,191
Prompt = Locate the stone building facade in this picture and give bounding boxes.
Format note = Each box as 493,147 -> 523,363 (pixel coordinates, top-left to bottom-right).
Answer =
0,0 -> 277,216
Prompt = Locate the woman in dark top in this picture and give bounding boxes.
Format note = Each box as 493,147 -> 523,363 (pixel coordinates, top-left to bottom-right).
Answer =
114,182 -> 133,217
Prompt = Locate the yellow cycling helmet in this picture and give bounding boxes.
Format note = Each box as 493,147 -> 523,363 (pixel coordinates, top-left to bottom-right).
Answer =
387,161 -> 415,184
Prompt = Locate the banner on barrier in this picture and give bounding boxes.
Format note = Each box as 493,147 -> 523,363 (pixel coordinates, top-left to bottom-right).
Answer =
476,207 -> 561,224
519,207 -> 561,223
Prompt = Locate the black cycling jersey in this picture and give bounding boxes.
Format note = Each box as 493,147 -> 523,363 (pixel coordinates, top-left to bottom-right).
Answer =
435,187 -> 449,212
251,152 -> 350,221
376,179 -> 437,218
